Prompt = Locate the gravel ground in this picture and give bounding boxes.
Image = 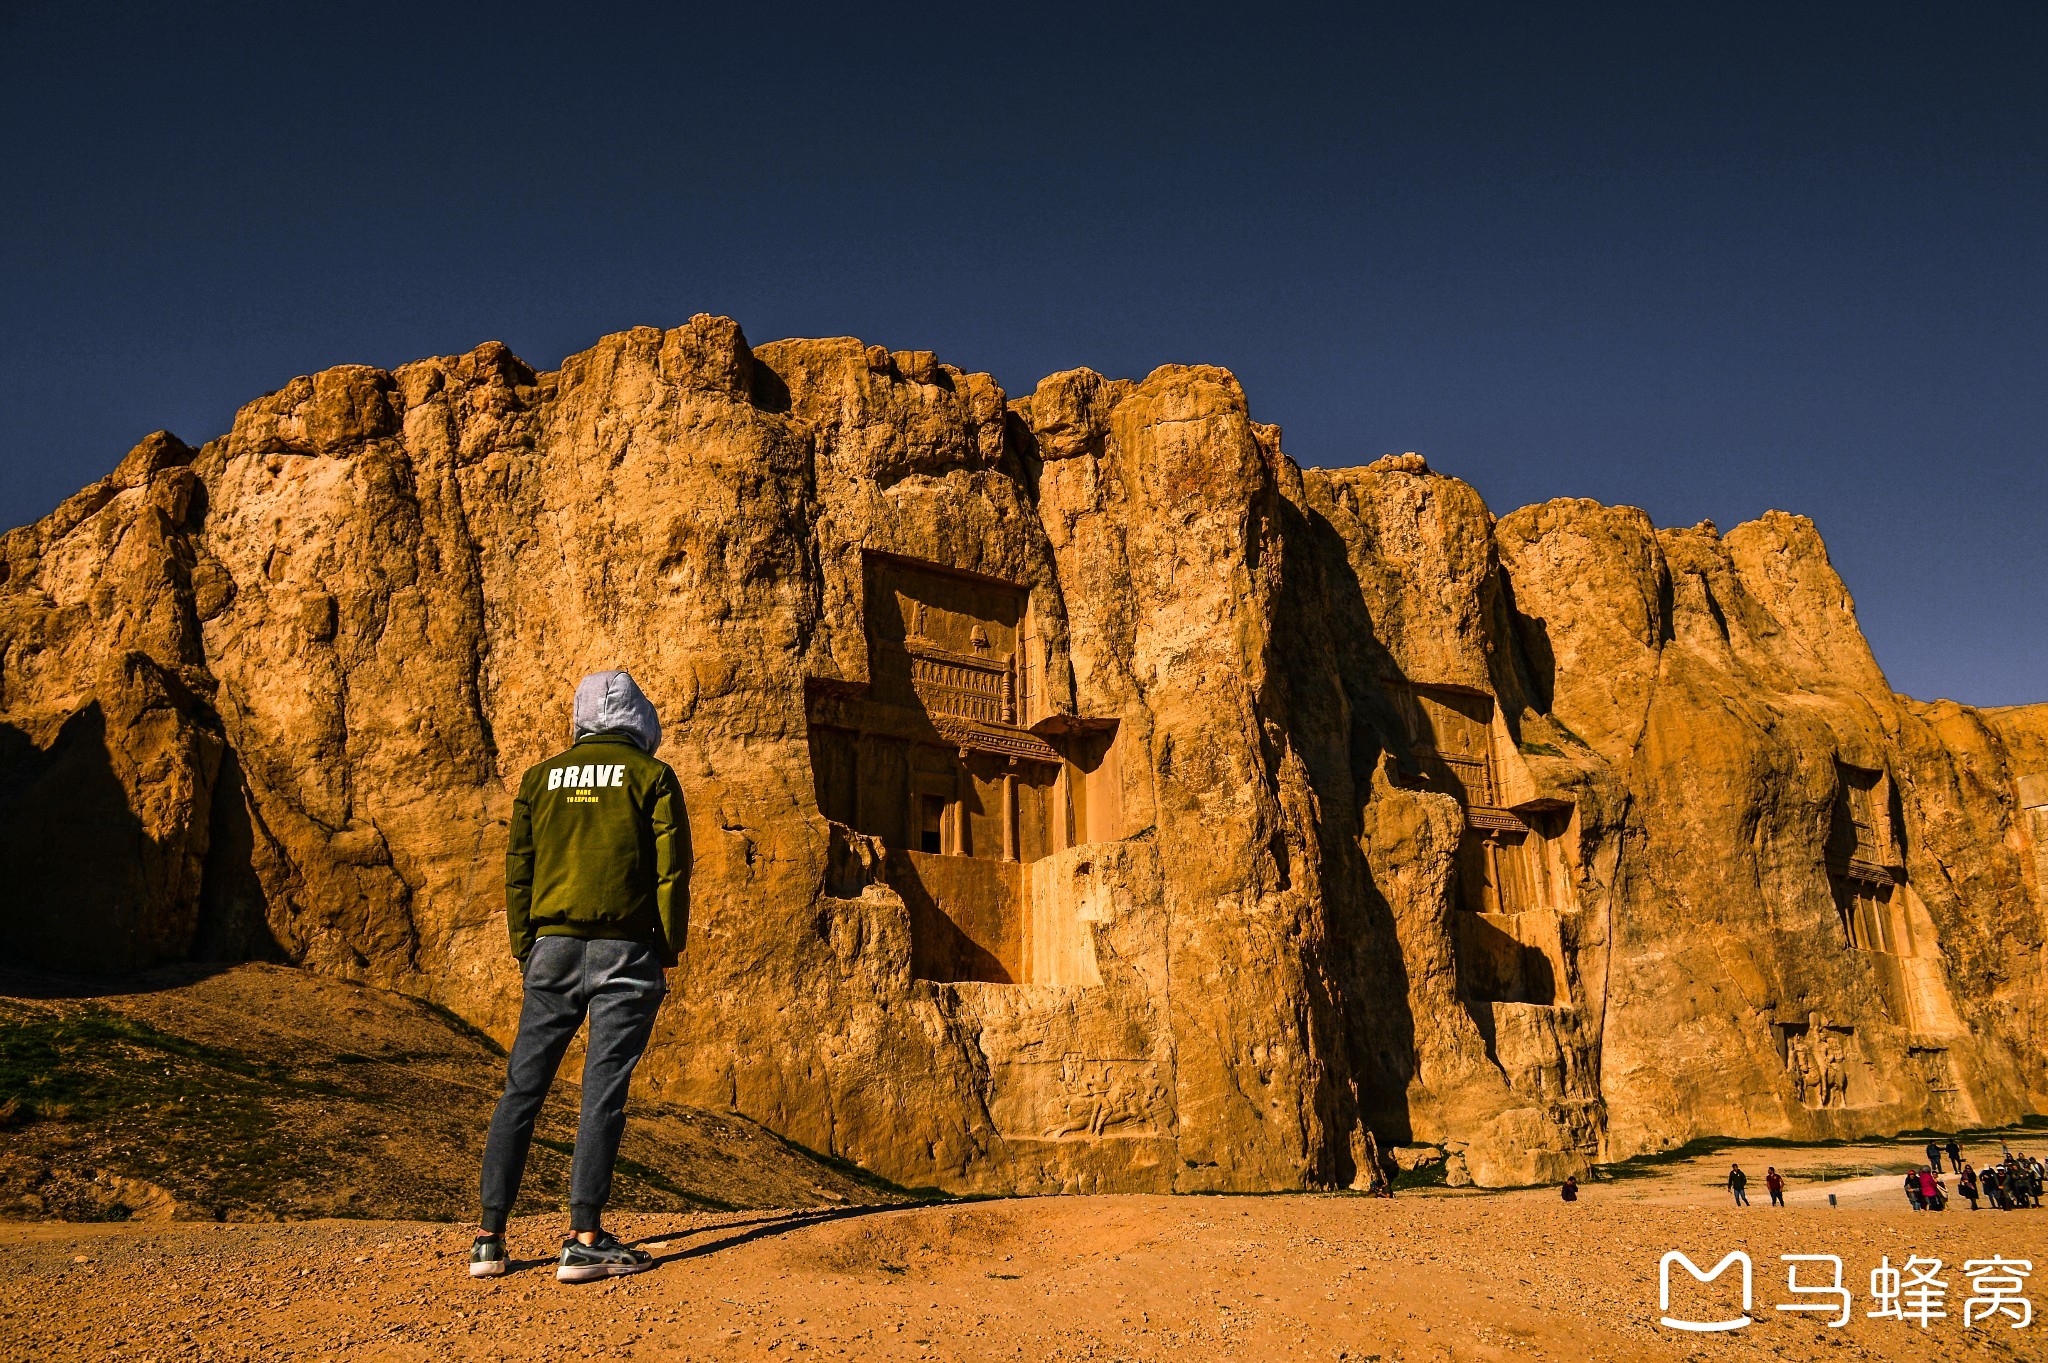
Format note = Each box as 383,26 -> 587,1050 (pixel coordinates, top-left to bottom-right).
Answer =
7,966 -> 2043,1360
6,1165 -> 2047,1362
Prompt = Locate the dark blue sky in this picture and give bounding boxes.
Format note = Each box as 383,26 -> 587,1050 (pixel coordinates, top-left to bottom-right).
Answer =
4,3 -> 2042,704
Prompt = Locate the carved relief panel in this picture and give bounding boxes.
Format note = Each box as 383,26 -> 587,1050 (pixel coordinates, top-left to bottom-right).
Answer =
1394,684 -> 1495,806
1826,762 -> 1896,877
806,553 -> 1121,985
986,1053 -> 1169,1141
1391,682 -> 1578,923
1827,762 -> 1907,946
867,555 -> 1023,726
1772,1014 -> 1863,1109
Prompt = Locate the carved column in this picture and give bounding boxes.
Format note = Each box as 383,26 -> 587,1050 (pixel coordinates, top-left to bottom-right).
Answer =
954,748 -> 971,856
904,748 -> 920,857
1003,762 -> 1018,862
1052,763 -> 1071,854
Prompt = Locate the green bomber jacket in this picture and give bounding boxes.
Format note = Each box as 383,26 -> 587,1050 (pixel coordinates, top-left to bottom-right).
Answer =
504,732 -> 688,966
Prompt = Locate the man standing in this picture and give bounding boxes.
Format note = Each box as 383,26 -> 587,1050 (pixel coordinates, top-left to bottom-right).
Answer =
1945,1137 -> 1962,1173
1764,1167 -> 1784,1206
469,671 -> 688,1282
1728,1164 -> 1749,1207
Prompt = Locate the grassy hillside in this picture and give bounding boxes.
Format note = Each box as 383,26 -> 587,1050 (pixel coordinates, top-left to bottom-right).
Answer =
0,963 -> 908,1222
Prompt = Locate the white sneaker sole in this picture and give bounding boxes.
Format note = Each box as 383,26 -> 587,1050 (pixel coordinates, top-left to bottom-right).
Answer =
468,1259 -> 507,1278
556,1260 -> 653,1283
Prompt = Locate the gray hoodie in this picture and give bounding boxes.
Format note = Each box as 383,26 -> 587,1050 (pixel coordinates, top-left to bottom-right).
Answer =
572,670 -> 662,755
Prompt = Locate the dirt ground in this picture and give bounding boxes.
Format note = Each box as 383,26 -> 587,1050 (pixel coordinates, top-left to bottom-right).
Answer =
7,966 -> 2045,1360
6,1131 -> 2047,1363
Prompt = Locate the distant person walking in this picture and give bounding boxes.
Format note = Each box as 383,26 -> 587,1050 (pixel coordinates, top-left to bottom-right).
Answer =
1728,1165 -> 1749,1207
1925,1139 -> 1944,1173
1905,1170 -> 1925,1210
1960,1163 -> 1979,1210
1765,1167 -> 1784,1206
1946,1138 -> 1963,1173
1918,1167 -> 1944,1211
470,671 -> 689,1282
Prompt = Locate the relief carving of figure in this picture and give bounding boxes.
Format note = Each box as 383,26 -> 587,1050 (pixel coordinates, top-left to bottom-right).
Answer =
1786,1011 -> 1849,1109
1046,1056 -> 1109,1138
1045,1055 -> 1163,1139
1819,1031 -> 1846,1108
1781,1022 -> 1839,1108
1094,1067 -> 1168,1135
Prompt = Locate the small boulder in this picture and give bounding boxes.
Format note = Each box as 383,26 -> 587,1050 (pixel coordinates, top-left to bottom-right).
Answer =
1391,1144 -> 1447,1174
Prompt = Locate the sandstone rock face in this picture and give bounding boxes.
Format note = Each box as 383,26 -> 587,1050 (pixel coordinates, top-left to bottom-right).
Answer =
4,318 -> 2043,1190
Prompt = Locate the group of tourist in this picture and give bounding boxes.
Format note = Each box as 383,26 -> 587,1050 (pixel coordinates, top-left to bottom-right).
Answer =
1946,1150 -> 2046,1212
1717,1136 -> 2047,1213
1899,1137 -> 2045,1211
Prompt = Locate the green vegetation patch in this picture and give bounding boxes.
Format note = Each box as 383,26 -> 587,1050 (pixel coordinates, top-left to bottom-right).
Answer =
0,1000 -> 373,1217
0,970 -> 909,1225
0,1001 -> 342,1122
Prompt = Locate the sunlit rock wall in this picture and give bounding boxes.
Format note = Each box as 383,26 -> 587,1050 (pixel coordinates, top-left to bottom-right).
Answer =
3,317 -> 2042,1189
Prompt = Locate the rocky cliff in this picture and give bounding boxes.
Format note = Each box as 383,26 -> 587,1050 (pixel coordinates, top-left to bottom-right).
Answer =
4,317 -> 2044,1190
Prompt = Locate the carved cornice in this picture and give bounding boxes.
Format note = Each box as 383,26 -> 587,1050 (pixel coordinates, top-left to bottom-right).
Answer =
902,636 -> 1012,672
1466,805 -> 1531,834
1829,854 -> 1904,886
933,715 -> 1061,765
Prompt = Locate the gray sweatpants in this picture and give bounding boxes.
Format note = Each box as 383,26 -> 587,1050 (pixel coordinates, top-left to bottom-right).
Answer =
479,936 -> 667,1233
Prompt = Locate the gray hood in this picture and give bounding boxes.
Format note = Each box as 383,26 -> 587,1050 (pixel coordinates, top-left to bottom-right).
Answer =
571,670 -> 662,755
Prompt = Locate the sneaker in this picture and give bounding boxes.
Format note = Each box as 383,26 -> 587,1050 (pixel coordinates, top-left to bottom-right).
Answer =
468,1234 -> 507,1279
555,1232 -> 654,1283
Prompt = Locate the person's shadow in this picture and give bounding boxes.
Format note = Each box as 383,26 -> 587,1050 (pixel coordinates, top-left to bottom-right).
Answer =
503,1205 -> 906,1277
633,1203 -> 907,1267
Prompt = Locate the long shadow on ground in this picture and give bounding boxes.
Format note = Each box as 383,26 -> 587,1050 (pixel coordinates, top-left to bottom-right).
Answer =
635,1204 -> 912,1267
